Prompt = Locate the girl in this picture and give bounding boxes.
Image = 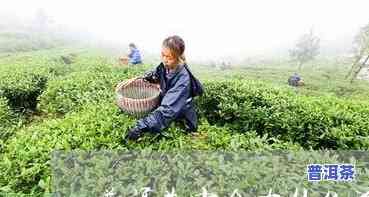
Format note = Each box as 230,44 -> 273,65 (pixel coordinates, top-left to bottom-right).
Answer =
125,35 -> 204,141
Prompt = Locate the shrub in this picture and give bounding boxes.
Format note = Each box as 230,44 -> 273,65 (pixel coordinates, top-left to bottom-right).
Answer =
0,97 -> 15,144
0,101 -> 135,195
197,80 -> 369,149
0,101 -> 302,195
39,66 -> 142,115
0,97 -> 12,127
0,70 -> 47,112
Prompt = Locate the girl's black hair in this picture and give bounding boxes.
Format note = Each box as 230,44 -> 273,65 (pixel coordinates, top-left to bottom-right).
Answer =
162,35 -> 186,63
129,43 -> 136,48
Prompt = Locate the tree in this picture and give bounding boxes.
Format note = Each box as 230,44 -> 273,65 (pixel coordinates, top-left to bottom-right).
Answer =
289,29 -> 320,71
345,23 -> 369,82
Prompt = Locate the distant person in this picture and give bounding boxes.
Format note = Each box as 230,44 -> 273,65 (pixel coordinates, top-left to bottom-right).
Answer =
288,73 -> 304,86
127,43 -> 142,65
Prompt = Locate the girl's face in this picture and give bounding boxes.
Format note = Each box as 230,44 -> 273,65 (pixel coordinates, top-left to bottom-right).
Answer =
161,47 -> 178,69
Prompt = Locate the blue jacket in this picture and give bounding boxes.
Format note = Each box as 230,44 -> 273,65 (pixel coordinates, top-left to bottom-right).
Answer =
288,73 -> 302,86
128,48 -> 142,64
136,63 -> 202,133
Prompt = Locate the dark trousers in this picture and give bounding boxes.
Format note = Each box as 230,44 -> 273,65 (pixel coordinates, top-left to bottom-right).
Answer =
175,101 -> 198,132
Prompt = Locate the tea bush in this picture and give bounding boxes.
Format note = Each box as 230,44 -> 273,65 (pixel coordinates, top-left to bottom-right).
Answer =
198,80 -> 369,149
0,50 -> 123,114
0,97 -> 12,127
0,97 -> 16,147
0,69 -> 47,112
0,101 -> 302,195
0,101 -> 134,195
2,48 -> 369,196
39,66 -> 144,115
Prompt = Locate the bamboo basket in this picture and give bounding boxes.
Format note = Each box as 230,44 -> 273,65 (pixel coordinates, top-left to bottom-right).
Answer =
116,78 -> 161,116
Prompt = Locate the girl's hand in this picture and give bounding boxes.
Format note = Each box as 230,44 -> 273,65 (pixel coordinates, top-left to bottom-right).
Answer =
124,126 -> 144,141
142,71 -> 159,83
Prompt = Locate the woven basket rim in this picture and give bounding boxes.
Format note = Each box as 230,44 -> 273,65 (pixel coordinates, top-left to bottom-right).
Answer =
116,78 -> 161,102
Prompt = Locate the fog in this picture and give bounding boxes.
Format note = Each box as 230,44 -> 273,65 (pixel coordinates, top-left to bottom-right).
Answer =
1,0 -> 369,62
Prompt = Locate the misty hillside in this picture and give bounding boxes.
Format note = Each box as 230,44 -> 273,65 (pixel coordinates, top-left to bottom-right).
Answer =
1,1 -> 369,196
0,47 -> 369,195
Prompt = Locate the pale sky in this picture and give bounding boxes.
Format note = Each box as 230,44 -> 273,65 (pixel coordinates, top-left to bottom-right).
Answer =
1,0 -> 369,61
